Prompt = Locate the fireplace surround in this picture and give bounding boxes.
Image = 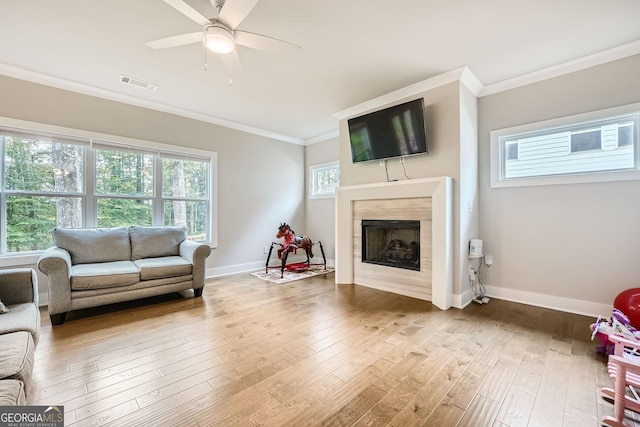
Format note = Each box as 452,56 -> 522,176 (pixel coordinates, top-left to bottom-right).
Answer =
336,177 -> 452,310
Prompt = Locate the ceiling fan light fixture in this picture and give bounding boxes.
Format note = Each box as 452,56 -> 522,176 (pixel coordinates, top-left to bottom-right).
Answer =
206,25 -> 235,54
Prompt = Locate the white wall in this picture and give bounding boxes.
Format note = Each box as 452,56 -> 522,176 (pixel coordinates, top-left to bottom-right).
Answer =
0,75 -> 306,297
478,54 -> 640,316
458,84 -> 480,303
304,137 -> 339,262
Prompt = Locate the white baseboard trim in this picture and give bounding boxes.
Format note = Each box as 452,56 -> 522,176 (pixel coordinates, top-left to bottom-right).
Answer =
452,289 -> 475,310
483,284 -> 611,318
206,261 -> 264,278
38,270 -> 607,319
453,286 -> 610,317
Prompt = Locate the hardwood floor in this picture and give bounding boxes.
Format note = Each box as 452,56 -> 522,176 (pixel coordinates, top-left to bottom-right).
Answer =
30,272 -> 626,426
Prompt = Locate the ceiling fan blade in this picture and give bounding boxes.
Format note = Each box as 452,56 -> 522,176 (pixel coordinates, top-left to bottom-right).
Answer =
216,0 -> 260,29
146,32 -> 203,49
235,31 -> 302,54
163,0 -> 211,27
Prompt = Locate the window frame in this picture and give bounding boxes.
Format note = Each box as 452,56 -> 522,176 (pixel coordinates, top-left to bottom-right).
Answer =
490,102 -> 640,188
160,154 -> 211,241
308,160 -> 340,199
1,135 -> 88,254
0,116 -> 217,264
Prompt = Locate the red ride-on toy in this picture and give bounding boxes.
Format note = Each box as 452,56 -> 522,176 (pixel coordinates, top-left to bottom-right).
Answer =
265,223 -> 326,278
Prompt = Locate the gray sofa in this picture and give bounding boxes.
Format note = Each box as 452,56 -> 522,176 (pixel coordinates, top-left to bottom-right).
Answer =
37,225 -> 211,325
0,268 -> 40,405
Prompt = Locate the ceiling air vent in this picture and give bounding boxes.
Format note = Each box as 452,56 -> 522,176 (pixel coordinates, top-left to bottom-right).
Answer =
119,75 -> 159,92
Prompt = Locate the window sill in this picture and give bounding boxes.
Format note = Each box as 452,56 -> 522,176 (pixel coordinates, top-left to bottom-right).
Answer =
491,168 -> 640,189
309,193 -> 336,200
0,252 -> 42,268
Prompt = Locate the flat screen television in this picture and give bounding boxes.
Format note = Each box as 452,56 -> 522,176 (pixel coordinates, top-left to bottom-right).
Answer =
348,98 -> 427,163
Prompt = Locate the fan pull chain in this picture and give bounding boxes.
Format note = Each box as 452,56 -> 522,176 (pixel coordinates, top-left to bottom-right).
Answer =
203,32 -> 208,71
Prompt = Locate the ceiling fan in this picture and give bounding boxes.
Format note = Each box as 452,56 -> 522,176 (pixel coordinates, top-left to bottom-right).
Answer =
147,0 -> 301,80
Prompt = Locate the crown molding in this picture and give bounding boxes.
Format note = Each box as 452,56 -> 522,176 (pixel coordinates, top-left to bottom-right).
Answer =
332,66 -> 482,121
480,40 -> 640,97
0,63 -> 304,145
304,130 -> 339,146
4,39 -> 640,145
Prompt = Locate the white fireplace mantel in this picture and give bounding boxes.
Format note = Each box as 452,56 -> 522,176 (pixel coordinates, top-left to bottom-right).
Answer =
336,176 -> 453,310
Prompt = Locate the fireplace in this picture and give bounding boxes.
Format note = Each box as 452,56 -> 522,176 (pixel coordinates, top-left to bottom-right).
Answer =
336,177 -> 452,309
361,220 -> 420,271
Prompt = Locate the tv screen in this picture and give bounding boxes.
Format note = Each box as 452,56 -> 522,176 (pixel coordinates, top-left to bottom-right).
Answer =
348,98 -> 427,163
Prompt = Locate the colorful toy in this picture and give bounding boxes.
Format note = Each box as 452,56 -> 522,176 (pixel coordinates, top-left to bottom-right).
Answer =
275,223 -> 314,260
265,223 -> 326,278
591,308 -> 640,354
614,288 -> 640,330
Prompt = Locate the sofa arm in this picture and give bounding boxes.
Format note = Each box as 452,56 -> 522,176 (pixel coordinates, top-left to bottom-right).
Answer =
180,240 -> 212,289
0,268 -> 38,306
37,247 -> 72,315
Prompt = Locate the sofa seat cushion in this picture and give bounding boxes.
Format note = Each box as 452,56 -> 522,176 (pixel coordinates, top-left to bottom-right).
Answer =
0,303 -> 40,347
0,379 -> 26,405
71,261 -> 140,290
70,275 -> 193,300
134,256 -> 192,281
0,332 -> 34,397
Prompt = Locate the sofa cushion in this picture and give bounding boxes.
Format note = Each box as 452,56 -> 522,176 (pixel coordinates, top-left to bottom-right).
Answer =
0,332 -> 34,397
0,303 -> 40,347
134,256 -> 192,281
54,227 -> 131,265
0,379 -> 26,405
71,261 -> 140,290
130,226 -> 186,261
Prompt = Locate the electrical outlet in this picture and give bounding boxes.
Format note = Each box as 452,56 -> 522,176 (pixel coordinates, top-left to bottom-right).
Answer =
263,245 -> 270,254
468,266 -> 476,281
485,255 -> 493,266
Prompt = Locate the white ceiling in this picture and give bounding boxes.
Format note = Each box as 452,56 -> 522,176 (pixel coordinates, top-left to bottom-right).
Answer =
1,0 -> 640,143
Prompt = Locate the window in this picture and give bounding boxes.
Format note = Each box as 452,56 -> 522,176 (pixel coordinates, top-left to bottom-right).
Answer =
570,128 -> 601,152
309,161 -> 339,199
0,121 -> 216,255
619,123 -> 633,147
491,103 -> 640,188
505,142 -> 518,160
162,156 -> 209,240
95,146 -> 155,228
1,134 -> 85,252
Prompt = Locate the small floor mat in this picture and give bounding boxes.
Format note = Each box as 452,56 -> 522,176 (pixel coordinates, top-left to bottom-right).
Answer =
251,265 -> 334,284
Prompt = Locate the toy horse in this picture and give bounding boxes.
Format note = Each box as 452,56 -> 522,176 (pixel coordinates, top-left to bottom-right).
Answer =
265,223 -> 326,278
276,223 -> 313,260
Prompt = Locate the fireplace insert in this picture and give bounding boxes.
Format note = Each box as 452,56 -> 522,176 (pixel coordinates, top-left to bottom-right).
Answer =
361,220 -> 420,271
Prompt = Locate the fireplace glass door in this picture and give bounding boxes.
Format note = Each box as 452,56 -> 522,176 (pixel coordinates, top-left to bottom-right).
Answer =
361,220 -> 420,271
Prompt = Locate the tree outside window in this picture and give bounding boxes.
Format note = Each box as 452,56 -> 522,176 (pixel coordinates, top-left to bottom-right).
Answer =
309,161 -> 339,199
3,136 -> 84,252
162,157 -> 209,241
